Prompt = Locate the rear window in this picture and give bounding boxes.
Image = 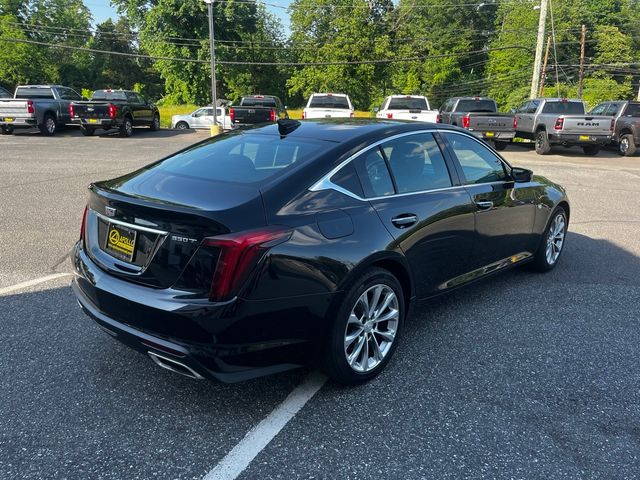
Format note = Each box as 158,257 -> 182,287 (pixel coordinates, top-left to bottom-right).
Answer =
149,133 -> 325,184
91,90 -> 128,101
455,99 -> 496,113
624,103 -> 640,117
388,97 -> 429,110
309,96 -> 350,109
15,87 -> 53,99
241,97 -> 277,107
542,101 -> 585,114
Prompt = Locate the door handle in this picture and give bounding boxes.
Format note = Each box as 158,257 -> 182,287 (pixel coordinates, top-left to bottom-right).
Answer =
391,214 -> 418,228
475,201 -> 494,211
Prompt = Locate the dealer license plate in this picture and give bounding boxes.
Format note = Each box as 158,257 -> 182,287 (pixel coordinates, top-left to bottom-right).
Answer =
579,135 -> 591,141
105,223 -> 137,262
88,118 -> 98,124
4,117 -> 14,122
485,132 -> 495,137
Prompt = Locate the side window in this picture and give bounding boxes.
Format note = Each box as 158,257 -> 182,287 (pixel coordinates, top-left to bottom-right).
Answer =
383,133 -> 452,193
605,103 -> 620,116
516,101 -> 530,114
204,108 -> 214,116
330,162 -> 365,198
354,148 -> 395,198
526,101 -> 540,114
443,133 -> 507,184
590,103 -> 607,115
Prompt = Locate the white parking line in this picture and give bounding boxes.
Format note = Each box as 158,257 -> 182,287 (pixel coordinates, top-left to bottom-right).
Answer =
203,372 -> 327,480
0,273 -> 71,296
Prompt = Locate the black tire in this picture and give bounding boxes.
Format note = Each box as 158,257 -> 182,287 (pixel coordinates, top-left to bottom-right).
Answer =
323,268 -> 405,385
80,126 -> 95,136
535,130 -> 551,155
618,134 -> 636,156
1,125 -> 13,135
582,145 -> 600,156
530,207 -> 568,272
493,140 -> 508,151
175,121 -> 189,130
150,113 -> 160,131
119,116 -> 133,137
39,114 -> 57,136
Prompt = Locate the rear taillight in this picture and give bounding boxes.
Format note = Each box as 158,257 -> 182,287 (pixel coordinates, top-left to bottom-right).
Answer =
386,113 -> 393,119
108,103 -> 117,119
80,206 -> 87,240
302,111 -> 306,119
202,226 -> 292,302
436,113 -> 441,123
462,115 -> 470,129
269,108 -> 276,122
610,119 -> 615,131
350,111 -> 354,118
69,104 -> 75,117
513,116 -> 517,129
27,100 -> 34,114
554,118 -> 564,130
229,107 -> 235,123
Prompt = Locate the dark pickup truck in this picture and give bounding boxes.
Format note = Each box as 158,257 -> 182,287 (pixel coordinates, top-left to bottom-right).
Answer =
589,100 -> 640,156
70,89 -> 160,137
439,97 -> 515,150
230,95 -> 287,127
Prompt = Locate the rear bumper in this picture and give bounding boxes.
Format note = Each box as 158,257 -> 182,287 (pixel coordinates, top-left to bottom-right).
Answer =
0,117 -> 37,127
470,130 -> 515,141
71,242 -> 336,382
71,118 -> 118,128
548,133 -> 612,146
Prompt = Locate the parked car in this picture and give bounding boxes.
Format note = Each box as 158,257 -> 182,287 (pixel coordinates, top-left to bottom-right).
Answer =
513,98 -> 613,155
0,85 -> 83,135
589,100 -> 640,156
302,93 -> 354,119
375,95 -> 439,123
70,89 -> 160,137
229,95 -> 287,127
439,97 -> 515,151
171,106 -> 233,131
0,86 -> 11,99
72,119 -> 570,385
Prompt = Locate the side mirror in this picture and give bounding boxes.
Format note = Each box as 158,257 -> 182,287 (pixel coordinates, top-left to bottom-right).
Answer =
373,107 -> 380,113
511,167 -> 533,183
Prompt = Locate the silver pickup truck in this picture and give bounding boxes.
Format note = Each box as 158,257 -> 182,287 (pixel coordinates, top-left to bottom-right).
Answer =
0,85 -> 83,135
514,98 -> 613,155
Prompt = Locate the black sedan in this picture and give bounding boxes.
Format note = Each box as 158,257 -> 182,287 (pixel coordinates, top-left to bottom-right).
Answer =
72,119 -> 569,384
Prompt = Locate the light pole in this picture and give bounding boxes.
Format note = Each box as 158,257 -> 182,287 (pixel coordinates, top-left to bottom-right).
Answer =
204,0 -> 218,126
530,0 -> 548,99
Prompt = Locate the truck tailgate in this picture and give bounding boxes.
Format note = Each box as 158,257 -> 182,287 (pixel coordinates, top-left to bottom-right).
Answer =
469,114 -> 514,132
232,107 -> 272,125
558,115 -> 612,135
305,108 -> 351,119
0,100 -> 30,119
387,110 -> 439,122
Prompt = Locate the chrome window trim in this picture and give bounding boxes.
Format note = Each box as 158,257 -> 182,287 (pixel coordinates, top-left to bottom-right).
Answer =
309,128 -> 512,202
93,210 -> 169,235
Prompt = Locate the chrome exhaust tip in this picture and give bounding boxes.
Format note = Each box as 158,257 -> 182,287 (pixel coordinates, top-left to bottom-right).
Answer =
147,351 -> 204,380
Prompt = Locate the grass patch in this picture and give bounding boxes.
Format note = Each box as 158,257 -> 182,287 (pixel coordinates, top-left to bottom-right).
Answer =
158,104 -> 199,128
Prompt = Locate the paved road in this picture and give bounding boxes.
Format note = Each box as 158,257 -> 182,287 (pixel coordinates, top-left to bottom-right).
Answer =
1,130 -> 639,479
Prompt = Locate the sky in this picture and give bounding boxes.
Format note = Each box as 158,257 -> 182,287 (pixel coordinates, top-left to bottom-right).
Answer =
86,0 -> 291,31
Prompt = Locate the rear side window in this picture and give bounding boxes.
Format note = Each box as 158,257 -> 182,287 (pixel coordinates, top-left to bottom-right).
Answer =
15,87 -> 53,99
330,162 -> 364,198
150,133 -> 325,184
624,103 -> 640,116
526,101 -> 540,113
455,99 -> 496,113
92,90 -> 127,101
605,104 -> 621,116
388,97 -> 429,110
354,148 -> 395,198
542,101 -> 585,114
443,133 -> 506,184
309,96 -> 350,109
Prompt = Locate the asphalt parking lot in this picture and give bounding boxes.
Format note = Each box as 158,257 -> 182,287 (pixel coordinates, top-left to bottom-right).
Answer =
1,127 -> 639,480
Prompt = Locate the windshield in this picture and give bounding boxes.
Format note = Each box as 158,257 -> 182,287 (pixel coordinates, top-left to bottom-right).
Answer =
542,101 -> 585,114
309,96 -> 350,109
455,99 -> 496,113
15,87 -> 53,99
148,132 -> 326,184
241,97 -> 277,107
92,90 -> 128,101
387,97 -> 429,110
624,103 -> 640,117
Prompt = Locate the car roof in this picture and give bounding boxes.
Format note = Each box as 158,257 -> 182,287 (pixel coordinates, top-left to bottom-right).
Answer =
246,119 -> 462,143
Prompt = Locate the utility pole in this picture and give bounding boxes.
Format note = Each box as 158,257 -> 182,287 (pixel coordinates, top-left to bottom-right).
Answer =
577,24 -> 586,98
539,36 -> 551,97
204,0 -> 218,126
530,0 -> 549,99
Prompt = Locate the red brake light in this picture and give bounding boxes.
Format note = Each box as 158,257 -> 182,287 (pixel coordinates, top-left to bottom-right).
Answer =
386,113 -> 393,119
69,103 -> 75,117
269,108 -> 276,122
462,115 -> 470,128
302,110 -> 306,119
108,103 -> 117,119
610,119 -> 615,131
554,117 -> 564,130
203,226 -> 292,302
350,111 -> 354,118
229,107 -> 235,123
513,116 -> 517,129
80,206 -> 87,240
436,113 -> 441,123
27,100 -> 34,114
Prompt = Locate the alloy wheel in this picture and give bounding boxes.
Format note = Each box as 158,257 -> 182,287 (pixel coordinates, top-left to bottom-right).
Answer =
620,137 -> 629,155
545,213 -> 566,265
344,284 -> 399,373
46,117 -> 56,134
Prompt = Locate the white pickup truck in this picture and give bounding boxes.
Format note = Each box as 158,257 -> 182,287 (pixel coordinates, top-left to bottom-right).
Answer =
376,95 -> 439,123
302,93 -> 354,119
